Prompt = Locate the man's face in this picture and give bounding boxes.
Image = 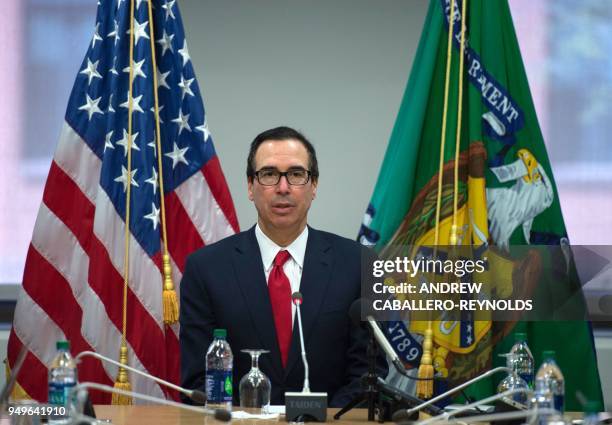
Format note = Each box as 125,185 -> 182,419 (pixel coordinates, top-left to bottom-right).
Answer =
248,139 -> 317,235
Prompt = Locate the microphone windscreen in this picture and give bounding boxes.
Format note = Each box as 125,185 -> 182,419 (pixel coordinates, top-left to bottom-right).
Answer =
83,393 -> 96,418
189,389 -> 207,404
291,292 -> 303,304
391,409 -> 418,422
214,409 -> 232,422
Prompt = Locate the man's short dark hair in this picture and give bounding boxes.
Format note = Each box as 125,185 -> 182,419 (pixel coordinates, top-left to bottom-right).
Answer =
247,126 -> 319,183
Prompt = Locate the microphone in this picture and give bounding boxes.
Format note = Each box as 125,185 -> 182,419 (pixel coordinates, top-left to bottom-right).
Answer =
413,406 -> 558,425
291,292 -> 310,392
68,382 -> 231,423
391,366 -> 512,422
284,292 -> 328,422
349,299 -> 443,419
349,299 -> 411,377
402,388 -> 533,425
75,351 -> 207,404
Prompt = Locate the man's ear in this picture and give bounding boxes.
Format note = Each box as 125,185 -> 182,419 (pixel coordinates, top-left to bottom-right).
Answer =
247,177 -> 254,201
312,180 -> 318,200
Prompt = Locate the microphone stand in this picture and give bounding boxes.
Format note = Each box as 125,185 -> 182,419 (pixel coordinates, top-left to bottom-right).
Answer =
285,292 -> 328,422
338,301 -> 443,422
334,325 -> 385,422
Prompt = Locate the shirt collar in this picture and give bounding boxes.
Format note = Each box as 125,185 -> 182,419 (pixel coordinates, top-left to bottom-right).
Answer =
255,224 -> 308,272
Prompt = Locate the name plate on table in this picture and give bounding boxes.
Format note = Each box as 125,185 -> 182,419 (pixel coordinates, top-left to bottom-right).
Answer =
285,392 -> 327,422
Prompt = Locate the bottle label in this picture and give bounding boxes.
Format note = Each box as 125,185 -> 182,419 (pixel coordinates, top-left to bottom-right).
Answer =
205,370 -> 233,403
553,394 -> 564,412
48,381 -> 76,406
518,371 -> 534,387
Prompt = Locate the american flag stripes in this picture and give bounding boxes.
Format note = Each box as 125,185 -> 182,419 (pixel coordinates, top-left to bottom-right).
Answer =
8,0 -> 238,403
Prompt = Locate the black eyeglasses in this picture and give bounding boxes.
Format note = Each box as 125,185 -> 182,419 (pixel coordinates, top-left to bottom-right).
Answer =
253,168 -> 312,186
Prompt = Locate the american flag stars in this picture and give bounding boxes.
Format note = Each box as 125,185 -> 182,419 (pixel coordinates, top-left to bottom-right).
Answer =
70,0 -> 213,241
79,94 -> 103,120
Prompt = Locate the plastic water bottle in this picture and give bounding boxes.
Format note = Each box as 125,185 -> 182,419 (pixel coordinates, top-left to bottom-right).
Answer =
205,328 -> 233,410
510,332 -> 534,387
497,353 -> 530,405
535,350 -> 565,413
48,340 -> 77,424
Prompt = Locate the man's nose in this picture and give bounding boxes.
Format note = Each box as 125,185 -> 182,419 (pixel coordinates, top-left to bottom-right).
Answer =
276,175 -> 291,193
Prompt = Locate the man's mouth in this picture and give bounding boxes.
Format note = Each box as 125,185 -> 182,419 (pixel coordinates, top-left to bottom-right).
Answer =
272,202 -> 294,212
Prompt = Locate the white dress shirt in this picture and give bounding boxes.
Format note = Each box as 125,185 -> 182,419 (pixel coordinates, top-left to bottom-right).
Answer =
255,223 -> 308,326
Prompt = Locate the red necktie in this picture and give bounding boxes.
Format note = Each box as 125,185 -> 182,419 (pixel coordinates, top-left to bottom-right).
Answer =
268,250 -> 292,368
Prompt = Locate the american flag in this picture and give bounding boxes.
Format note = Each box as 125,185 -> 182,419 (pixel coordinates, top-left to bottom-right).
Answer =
8,0 -> 239,403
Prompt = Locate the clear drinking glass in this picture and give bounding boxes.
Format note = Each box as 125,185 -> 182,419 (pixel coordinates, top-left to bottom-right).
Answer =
239,349 -> 271,412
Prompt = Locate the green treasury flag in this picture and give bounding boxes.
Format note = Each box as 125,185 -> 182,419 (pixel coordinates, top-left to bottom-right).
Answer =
358,0 -> 604,410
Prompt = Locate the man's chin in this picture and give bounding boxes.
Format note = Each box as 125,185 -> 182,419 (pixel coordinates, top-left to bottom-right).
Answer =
266,215 -> 306,230
269,217 -> 297,228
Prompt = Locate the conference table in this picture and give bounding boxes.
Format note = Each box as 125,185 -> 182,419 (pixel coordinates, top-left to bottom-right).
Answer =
94,406 -> 371,425
93,405 -> 587,425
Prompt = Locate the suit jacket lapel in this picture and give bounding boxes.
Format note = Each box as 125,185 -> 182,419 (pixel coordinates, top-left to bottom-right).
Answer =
231,226 -> 284,380
285,227 -> 333,378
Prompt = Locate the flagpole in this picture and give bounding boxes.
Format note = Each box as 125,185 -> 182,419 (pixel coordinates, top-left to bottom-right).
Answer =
147,0 -> 179,325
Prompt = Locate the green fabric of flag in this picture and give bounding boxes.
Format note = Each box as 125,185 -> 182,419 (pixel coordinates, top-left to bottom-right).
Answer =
359,0 -> 604,410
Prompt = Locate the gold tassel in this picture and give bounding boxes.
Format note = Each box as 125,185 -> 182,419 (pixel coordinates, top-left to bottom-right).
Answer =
162,254 -> 179,324
112,344 -> 133,405
416,325 -> 434,399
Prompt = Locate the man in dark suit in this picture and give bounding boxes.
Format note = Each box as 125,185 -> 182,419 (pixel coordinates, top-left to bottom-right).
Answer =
180,126 -> 385,407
